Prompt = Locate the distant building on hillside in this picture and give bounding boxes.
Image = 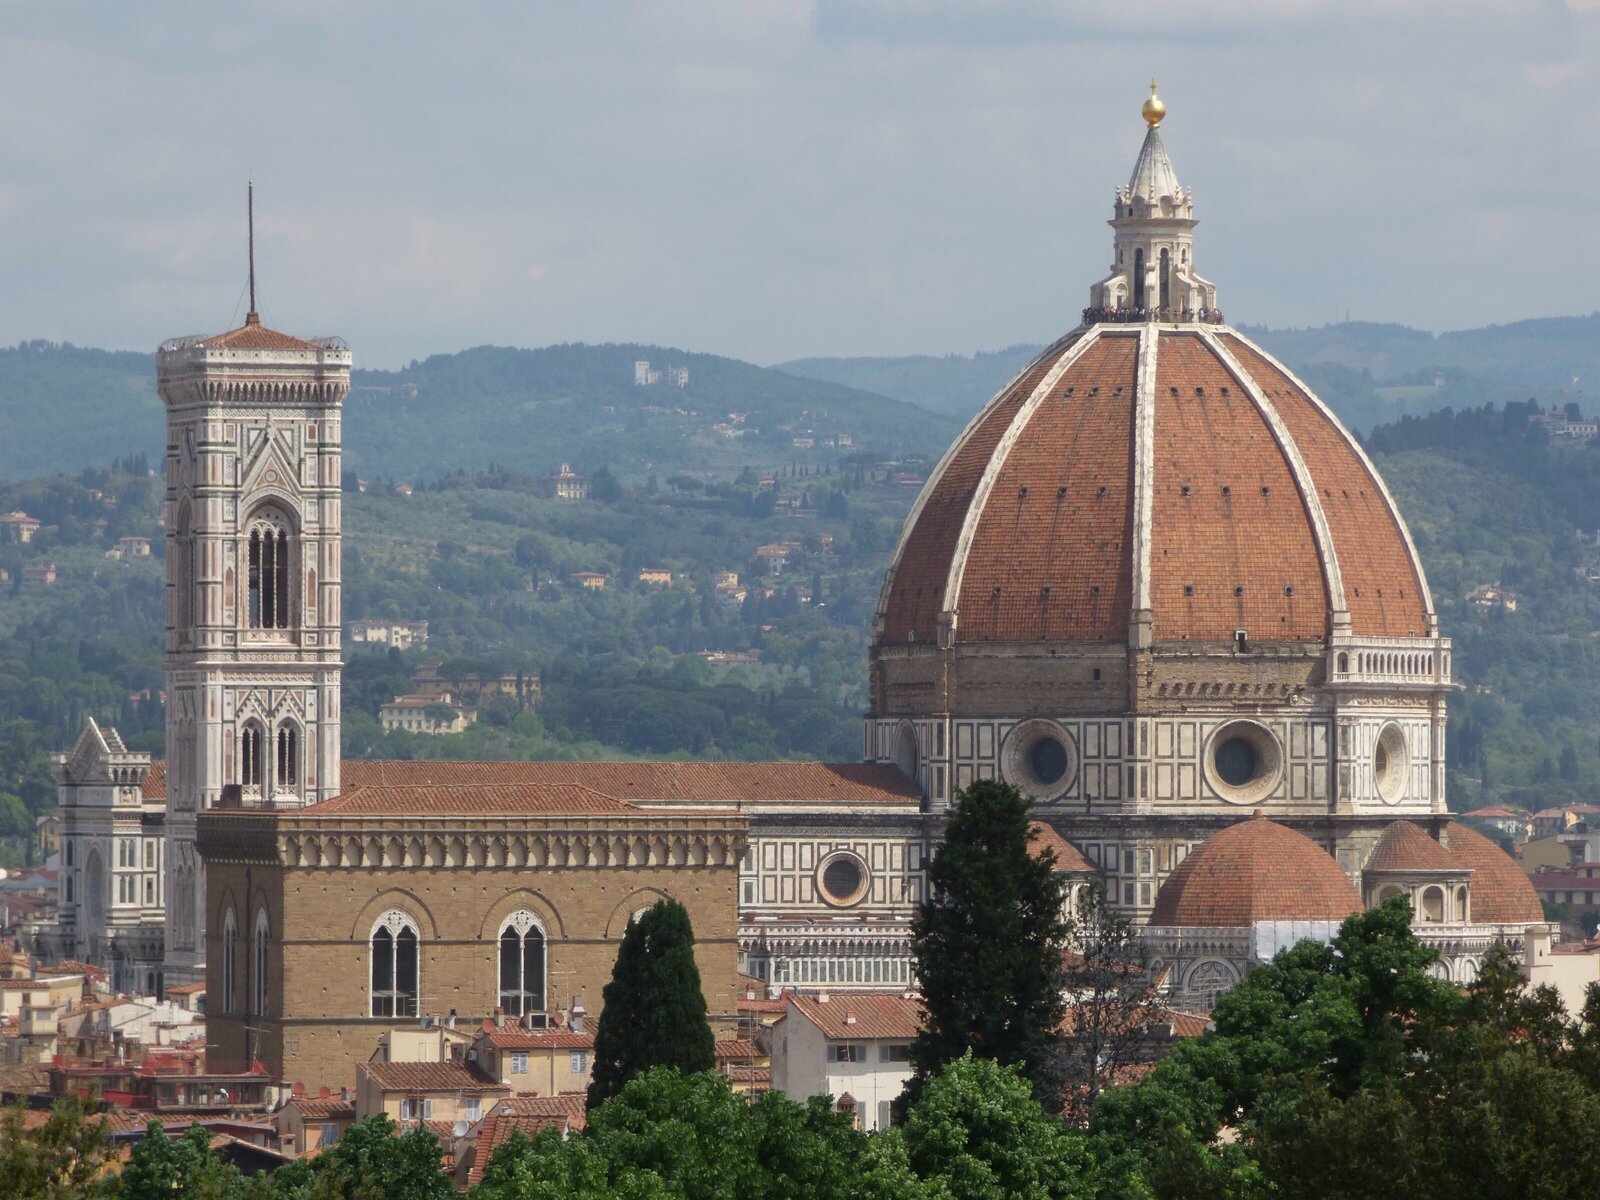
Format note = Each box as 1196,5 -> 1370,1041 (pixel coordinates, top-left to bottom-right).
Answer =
633,361 -> 688,388
569,571 -> 606,590
636,568 -> 673,587
1468,583 -> 1518,612
0,512 -> 41,543
378,696 -> 476,735
22,564 -> 58,585
348,619 -> 430,651
541,464 -> 590,502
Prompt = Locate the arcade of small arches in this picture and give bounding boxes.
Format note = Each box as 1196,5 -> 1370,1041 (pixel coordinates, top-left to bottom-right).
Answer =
273,828 -> 747,872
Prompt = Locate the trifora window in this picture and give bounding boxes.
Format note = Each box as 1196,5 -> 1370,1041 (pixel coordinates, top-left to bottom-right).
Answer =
246,510 -> 292,629
371,910 -> 420,1017
498,912 -> 546,1017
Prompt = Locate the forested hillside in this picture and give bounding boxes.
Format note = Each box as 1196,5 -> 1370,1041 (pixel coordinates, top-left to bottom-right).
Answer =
0,339 -> 957,483
778,313 -> 1600,431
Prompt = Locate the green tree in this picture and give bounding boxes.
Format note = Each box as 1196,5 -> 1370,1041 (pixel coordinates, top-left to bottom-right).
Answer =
900,1053 -> 1096,1200
0,1098 -> 114,1200
908,781 -> 1068,1110
587,902 -> 715,1109
111,1122 -> 259,1200
1056,885 -> 1153,1126
271,1115 -> 452,1200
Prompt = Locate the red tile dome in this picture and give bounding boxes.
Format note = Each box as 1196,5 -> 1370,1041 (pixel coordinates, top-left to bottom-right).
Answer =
1444,824 -> 1545,925
1365,821 -> 1459,873
874,325 -> 1433,649
1150,817 -> 1361,927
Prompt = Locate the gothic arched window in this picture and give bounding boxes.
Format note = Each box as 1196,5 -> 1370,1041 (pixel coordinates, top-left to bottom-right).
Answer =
276,725 -> 298,790
498,912 -> 546,1017
240,723 -> 263,791
223,908 -> 238,1014
253,909 -> 270,1016
246,510 -> 293,629
371,910 -> 420,1017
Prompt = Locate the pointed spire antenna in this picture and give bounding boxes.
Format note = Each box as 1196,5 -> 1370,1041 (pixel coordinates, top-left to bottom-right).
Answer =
247,181 -> 258,325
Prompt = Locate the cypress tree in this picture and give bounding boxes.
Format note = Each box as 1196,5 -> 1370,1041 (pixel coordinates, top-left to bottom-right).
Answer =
907,779 -> 1069,1111
587,899 -> 715,1109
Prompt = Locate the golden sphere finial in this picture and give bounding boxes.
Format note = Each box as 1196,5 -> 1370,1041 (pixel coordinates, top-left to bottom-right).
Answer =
1142,77 -> 1166,129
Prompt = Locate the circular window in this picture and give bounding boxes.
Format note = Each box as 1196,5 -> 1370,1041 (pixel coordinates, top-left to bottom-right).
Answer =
1214,738 -> 1257,787
1374,723 -> 1408,805
817,852 -> 870,907
1000,720 -> 1079,802
1202,720 -> 1283,805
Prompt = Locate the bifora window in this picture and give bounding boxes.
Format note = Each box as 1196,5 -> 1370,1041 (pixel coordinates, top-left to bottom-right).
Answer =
240,723 -> 263,789
498,912 -> 546,1017
371,910 -> 420,1017
246,510 -> 292,629
276,726 -> 298,789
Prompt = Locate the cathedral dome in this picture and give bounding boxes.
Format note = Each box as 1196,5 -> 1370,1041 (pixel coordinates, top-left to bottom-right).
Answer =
874,324 -> 1432,649
1444,824 -> 1544,925
873,100 -> 1434,655
1366,820 -> 1457,873
1149,817 -> 1361,927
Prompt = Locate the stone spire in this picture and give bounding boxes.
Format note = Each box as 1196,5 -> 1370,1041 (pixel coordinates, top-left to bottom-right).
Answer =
1088,82 -> 1218,320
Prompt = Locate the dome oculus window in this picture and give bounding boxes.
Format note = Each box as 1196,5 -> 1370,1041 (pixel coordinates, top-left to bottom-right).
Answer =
817,852 -> 870,907
1374,723 -> 1408,805
1203,720 -> 1283,805
1000,720 -> 1079,802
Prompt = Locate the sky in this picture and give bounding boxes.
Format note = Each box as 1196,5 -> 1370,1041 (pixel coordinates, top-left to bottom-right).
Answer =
1,1 -> 1597,369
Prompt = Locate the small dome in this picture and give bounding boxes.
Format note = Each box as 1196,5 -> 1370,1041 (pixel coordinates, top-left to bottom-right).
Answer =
1445,824 -> 1544,925
1366,821 -> 1459,873
1150,817 -> 1361,927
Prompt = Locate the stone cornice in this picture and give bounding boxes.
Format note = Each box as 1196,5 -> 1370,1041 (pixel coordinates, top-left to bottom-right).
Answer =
196,810 -> 749,870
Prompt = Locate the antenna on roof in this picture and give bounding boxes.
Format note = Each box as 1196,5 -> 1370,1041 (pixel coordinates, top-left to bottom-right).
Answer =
246,181 -> 258,326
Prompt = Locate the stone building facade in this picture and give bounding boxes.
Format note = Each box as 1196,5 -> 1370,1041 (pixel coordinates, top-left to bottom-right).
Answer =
198,780 -> 745,1090
41,721 -> 167,994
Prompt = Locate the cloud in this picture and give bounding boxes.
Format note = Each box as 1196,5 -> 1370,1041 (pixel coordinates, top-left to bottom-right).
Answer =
0,1 -> 1595,366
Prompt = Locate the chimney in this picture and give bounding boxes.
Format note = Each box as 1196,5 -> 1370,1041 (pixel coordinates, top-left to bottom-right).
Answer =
844,1010 -> 856,1026
493,1006 -> 504,1029
816,990 -> 829,1004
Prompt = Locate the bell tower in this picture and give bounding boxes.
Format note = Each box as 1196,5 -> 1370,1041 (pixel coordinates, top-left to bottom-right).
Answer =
158,200 -> 349,982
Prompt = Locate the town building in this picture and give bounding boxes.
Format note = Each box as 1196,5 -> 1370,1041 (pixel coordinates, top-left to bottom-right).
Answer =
569,571 -> 607,590
355,1059 -> 510,1127
770,991 -> 920,1131
467,1019 -> 594,1097
22,563 -> 59,585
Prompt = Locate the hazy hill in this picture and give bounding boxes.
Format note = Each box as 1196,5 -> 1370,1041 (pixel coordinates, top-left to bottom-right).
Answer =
777,314 -> 1600,432
343,343 -> 959,481
0,340 -> 959,483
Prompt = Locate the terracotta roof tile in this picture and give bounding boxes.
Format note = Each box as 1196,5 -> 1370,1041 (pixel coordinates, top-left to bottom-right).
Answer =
482,1027 -> 593,1050
464,1113 -> 569,1186
142,762 -> 166,799
197,320 -> 321,352
304,783 -> 639,818
1153,333 -> 1327,641
289,1095 -> 355,1119
1365,821 -> 1461,873
336,760 -> 917,806
358,1060 -> 508,1094
1220,335 -> 1429,637
788,991 -> 922,1040
954,334 -> 1140,642
493,1093 -> 587,1131
880,339 -> 1080,643
1444,824 -> 1545,924
713,1039 -> 760,1060
1029,822 -> 1095,873
1149,817 -> 1361,927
